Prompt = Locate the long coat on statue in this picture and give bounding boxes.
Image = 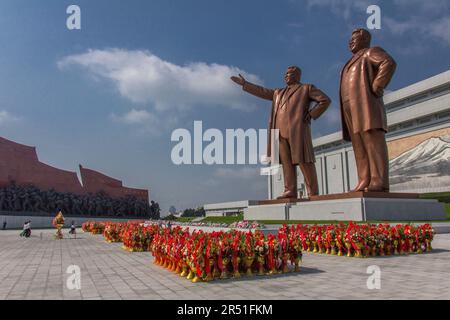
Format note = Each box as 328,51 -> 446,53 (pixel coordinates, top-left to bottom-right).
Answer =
243,81 -> 331,165
339,47 -> 397,141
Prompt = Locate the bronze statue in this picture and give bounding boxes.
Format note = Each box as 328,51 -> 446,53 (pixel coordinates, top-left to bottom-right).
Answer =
232,66 -> 331,199
340,28 -> 397,192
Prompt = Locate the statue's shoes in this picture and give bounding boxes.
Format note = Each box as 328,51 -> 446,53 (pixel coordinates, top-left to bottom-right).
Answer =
277,192 -> 297,200
364,185 -> 389,192
351,181 -> 370,192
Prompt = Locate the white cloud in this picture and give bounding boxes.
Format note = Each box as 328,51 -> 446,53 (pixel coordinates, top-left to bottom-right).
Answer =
58,49 -> 262,112
304,0 -> 450,44
428,17 -> 450,43
388,1 -> 450,43
109,108 -> 178,135
110,109 -> 155,125
305,0 -> 370,20
0,110 -> 19,126
385,16 -> 450,43
392,0 -> 449,15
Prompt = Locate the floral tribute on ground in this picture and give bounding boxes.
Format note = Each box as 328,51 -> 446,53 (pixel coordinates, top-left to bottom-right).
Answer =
82,221 -> 435,283
103,222 -> 125,243
82,221 -> 105,235
296,222 -> 435,257
150,226 -> 303,283
121,222 -> 157,252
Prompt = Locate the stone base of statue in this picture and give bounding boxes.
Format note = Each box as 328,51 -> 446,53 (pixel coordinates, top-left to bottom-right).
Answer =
244,192 -> 446,222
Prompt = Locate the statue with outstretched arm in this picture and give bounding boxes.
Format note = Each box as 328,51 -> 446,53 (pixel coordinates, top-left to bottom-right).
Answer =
231,66 -> 331,199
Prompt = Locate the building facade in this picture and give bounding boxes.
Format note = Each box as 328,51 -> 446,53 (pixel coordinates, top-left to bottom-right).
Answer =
0,137 -> 149,201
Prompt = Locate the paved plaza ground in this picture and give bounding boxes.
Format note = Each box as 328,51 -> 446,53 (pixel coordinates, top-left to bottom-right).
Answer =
0,229 -> 449,300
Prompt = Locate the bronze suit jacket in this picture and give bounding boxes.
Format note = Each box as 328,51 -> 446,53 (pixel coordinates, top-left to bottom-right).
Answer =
339,47 -> 397,141
243,82 -> 331,164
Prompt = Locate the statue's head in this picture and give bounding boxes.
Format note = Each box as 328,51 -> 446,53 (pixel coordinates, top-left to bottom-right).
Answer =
284,66 -> 301,86
349,28 -> 371,54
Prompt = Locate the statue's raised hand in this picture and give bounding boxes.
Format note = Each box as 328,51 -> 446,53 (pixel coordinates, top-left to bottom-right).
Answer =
230,74 -> 246,86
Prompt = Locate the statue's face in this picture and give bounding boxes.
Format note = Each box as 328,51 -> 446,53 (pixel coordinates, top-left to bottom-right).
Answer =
284,68 -> 300,86
349,31 -> 367,54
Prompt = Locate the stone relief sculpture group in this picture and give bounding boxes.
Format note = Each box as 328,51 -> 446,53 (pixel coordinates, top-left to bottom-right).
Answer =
0,183 -> 161,219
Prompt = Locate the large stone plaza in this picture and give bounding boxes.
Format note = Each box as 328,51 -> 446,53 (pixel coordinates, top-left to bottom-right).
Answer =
1,228 -> 449,300
1,0 -> 450,306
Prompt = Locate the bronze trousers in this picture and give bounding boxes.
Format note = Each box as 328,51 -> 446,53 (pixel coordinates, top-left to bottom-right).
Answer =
279,136 -> 319,197
343,101 -> 390,190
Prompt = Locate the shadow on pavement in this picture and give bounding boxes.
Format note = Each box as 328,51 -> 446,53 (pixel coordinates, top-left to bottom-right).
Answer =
213,266 -> 325,283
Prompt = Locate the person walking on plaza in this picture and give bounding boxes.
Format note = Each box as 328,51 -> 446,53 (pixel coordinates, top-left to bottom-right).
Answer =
25,220 -> 31,237
20,221 -> 27,237
69,221 -> 77,238
20,221 -> 31,238
2,220 -> 6,230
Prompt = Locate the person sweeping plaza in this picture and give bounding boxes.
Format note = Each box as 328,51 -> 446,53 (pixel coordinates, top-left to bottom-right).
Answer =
69,221 -> 77,238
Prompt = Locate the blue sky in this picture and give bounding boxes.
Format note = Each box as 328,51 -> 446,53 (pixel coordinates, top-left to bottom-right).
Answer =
1,0 -> 449,213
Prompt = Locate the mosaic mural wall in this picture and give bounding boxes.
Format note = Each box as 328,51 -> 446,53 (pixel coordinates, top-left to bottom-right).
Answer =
388,126 -> 450,193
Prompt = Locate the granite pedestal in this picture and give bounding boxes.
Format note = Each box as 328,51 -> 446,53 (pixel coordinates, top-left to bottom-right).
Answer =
244,192 -> 446,221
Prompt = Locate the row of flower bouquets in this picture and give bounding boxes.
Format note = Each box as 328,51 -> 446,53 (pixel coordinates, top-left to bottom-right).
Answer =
81,221 -> 435,283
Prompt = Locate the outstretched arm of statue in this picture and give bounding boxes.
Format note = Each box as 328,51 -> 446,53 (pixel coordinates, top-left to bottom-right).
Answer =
231,74 -> 275,101
368,47 -> 397,98
306,85 -> 332,122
